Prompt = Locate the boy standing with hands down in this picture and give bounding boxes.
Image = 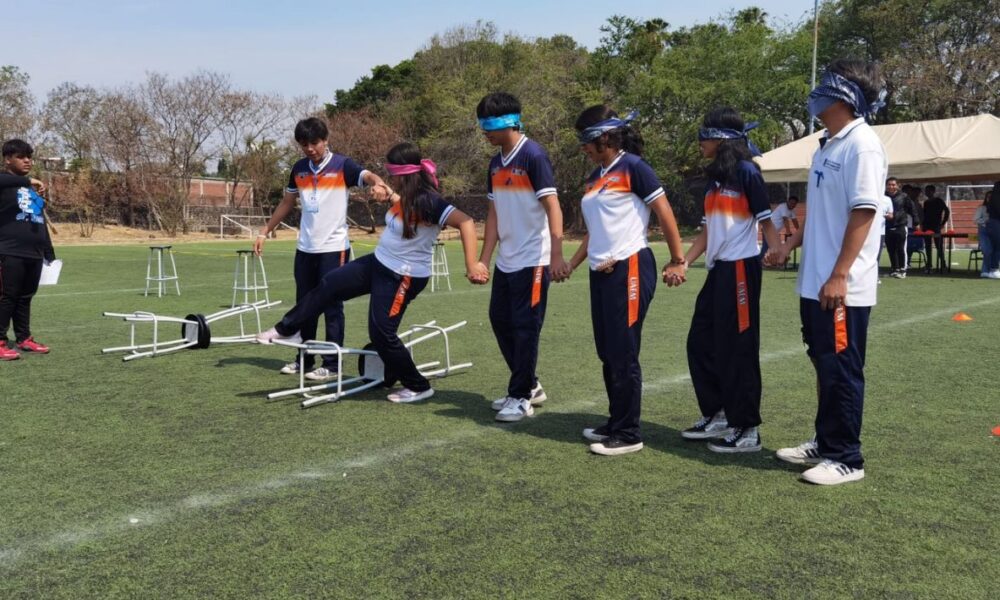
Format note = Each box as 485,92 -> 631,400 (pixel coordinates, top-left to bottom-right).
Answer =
475,93 -> 571,423
769,59 -> 889,485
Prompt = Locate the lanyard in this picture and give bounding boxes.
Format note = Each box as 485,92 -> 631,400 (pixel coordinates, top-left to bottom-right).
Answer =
308,152 -> 332,201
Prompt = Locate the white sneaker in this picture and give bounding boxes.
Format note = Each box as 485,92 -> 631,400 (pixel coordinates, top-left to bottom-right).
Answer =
800,459 -> 865,485
776,439 -> 823,465
491,396 -> 512,411
387,388 -> 434,403
986,270 -> 1000,280
305,367 -> 337,381
279,362 -> 299,375
491,383 -> 548,410
680,411 -> 732,440
529,383 -> 547,405
256,328 -> 303,345
495,397 -> 533,422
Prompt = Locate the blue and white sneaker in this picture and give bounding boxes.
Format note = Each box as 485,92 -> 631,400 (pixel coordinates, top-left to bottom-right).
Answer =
800,459 -> 865,485
495,398 -> 533,422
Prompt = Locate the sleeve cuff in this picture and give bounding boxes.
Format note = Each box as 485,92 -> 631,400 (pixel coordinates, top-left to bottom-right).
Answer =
438,205 -> 456,226
285,187 -> 299,194
534,187 -> 557,199
357,170 -> 369,188
643,188 -> 665,204
755,209 -> 773,220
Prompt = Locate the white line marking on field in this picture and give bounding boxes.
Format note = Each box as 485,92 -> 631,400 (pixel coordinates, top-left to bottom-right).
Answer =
2,294 -> 996,568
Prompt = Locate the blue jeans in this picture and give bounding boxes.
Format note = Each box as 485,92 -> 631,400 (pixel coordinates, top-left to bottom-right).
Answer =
978,225 -> 993,274
986,219 -> 1000,272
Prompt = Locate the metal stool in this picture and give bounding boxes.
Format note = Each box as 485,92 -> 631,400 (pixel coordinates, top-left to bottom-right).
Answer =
145,245 -> 180,297
430,241 -> 451,292
232,250 -> 270,307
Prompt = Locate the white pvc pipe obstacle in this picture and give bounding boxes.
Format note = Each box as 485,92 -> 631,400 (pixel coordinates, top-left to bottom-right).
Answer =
265,320 -> 473,409
102,300 -> 282,361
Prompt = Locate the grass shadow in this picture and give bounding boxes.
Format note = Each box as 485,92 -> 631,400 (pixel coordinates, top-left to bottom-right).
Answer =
428,396 -> 798,472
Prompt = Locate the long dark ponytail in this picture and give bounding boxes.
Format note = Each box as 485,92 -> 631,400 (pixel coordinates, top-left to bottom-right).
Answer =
702,107 -> 756,186
386,142 -> 439,239
574,105 -> 645,157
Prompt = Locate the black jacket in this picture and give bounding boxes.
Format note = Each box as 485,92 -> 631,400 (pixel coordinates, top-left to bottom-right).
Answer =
0,173 -> 56,261
887,192 -> 917,230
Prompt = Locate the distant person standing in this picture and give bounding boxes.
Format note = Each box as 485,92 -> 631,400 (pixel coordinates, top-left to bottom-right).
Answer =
0,139 -> 55,361
877,189 -> 893,277
984,182 -> 1000,279
761,195 -> 799,259
770,58 -> 888,485
974,192 -> 993,277
254,117 -> 391,381
884,177 -> 916,278
921,185 -> 950,272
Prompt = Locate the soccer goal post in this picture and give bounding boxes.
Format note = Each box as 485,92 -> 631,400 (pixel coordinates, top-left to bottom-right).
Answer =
219,214 -> 297,239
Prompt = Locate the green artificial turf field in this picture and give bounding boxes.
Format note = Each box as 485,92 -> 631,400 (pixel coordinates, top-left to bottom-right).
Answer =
1,239 -> 997,599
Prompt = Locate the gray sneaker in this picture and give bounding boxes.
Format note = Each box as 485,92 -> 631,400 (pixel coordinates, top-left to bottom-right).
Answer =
305,367 -> 337,381
491,382 -> 547,410
680,412 -> 733,440
495,398 -> 534,422
279,362 -> 299,375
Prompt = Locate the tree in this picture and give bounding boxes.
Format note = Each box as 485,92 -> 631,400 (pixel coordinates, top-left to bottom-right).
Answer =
216,90 -> 291,208
142,70 -> 229,234
0,66 -> 34,140
41,82 -> 101,164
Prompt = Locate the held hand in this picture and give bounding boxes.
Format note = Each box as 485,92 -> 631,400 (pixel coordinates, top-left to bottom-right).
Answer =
466,262 -> 490,285
371,182 -> 393,202
30,178 -> 46,195
662,263 -> 687,287
765,245 -> 789,267
550,258 -> 572,282
253,234 -> 266,256
818,274 -> 848,311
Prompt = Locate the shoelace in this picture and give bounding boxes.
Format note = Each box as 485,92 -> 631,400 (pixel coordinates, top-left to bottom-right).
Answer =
692,416 -> 711,429
724,427 -> 745,443
500,397 -> 522,411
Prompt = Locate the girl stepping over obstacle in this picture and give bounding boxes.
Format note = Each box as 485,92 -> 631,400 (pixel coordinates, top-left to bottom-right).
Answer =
257,142 -> 489,403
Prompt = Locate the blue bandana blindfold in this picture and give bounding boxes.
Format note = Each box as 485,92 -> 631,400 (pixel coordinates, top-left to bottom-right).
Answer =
807,71 -> 887,122
577,110 -> 639,144
478,113 -> 522,131
698,121 -> 763,157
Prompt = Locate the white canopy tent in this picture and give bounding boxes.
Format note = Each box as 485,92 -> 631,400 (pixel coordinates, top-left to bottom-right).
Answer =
757,114 -> 1000,184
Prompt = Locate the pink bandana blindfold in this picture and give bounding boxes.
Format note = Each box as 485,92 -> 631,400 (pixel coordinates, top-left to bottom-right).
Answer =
385,159 -> 439,188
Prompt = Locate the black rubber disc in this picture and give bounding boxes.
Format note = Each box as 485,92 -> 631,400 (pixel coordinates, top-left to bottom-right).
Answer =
182,313 -> 211,349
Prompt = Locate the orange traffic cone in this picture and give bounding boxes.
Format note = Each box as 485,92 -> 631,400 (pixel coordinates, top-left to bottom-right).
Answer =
992,425 -> 1000,437
952,312 -> 973,322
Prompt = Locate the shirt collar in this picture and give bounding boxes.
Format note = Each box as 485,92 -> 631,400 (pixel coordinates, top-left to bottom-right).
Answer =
500,135 -> 528,167
309,151 -> 333,173
819,117 -> 866,148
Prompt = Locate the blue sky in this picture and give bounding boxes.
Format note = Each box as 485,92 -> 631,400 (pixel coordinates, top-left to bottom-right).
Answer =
15,1 -> 813,103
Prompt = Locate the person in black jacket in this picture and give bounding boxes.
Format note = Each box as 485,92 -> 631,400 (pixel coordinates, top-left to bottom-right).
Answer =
921,185 -> 950,272
884,177 -> 917,278
0,139 -> 55,360
984,181 -> 1000,278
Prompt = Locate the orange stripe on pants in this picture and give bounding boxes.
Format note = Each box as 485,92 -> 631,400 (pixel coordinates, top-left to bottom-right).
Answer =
627,253 -> 639,327
389,276 -> 411,318
735,259 -> 750,333
340,250 -> 346,265
834,305 -> 848,353
530,266 -> 543,307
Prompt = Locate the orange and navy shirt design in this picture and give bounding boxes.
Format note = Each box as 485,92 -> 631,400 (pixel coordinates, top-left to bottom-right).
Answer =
286,153 -> 364,197
701,160 -> 772,268
486,139 -> 557,201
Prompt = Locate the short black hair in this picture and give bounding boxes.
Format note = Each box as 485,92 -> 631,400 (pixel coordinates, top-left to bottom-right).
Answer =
2,139 -> 33,158
827,58 -> 881,109
886,177 -> 898,184
293,117 -> 328,144
476,92 -> 522,120
788,195 -> 799,202
924,184 -> 936,192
